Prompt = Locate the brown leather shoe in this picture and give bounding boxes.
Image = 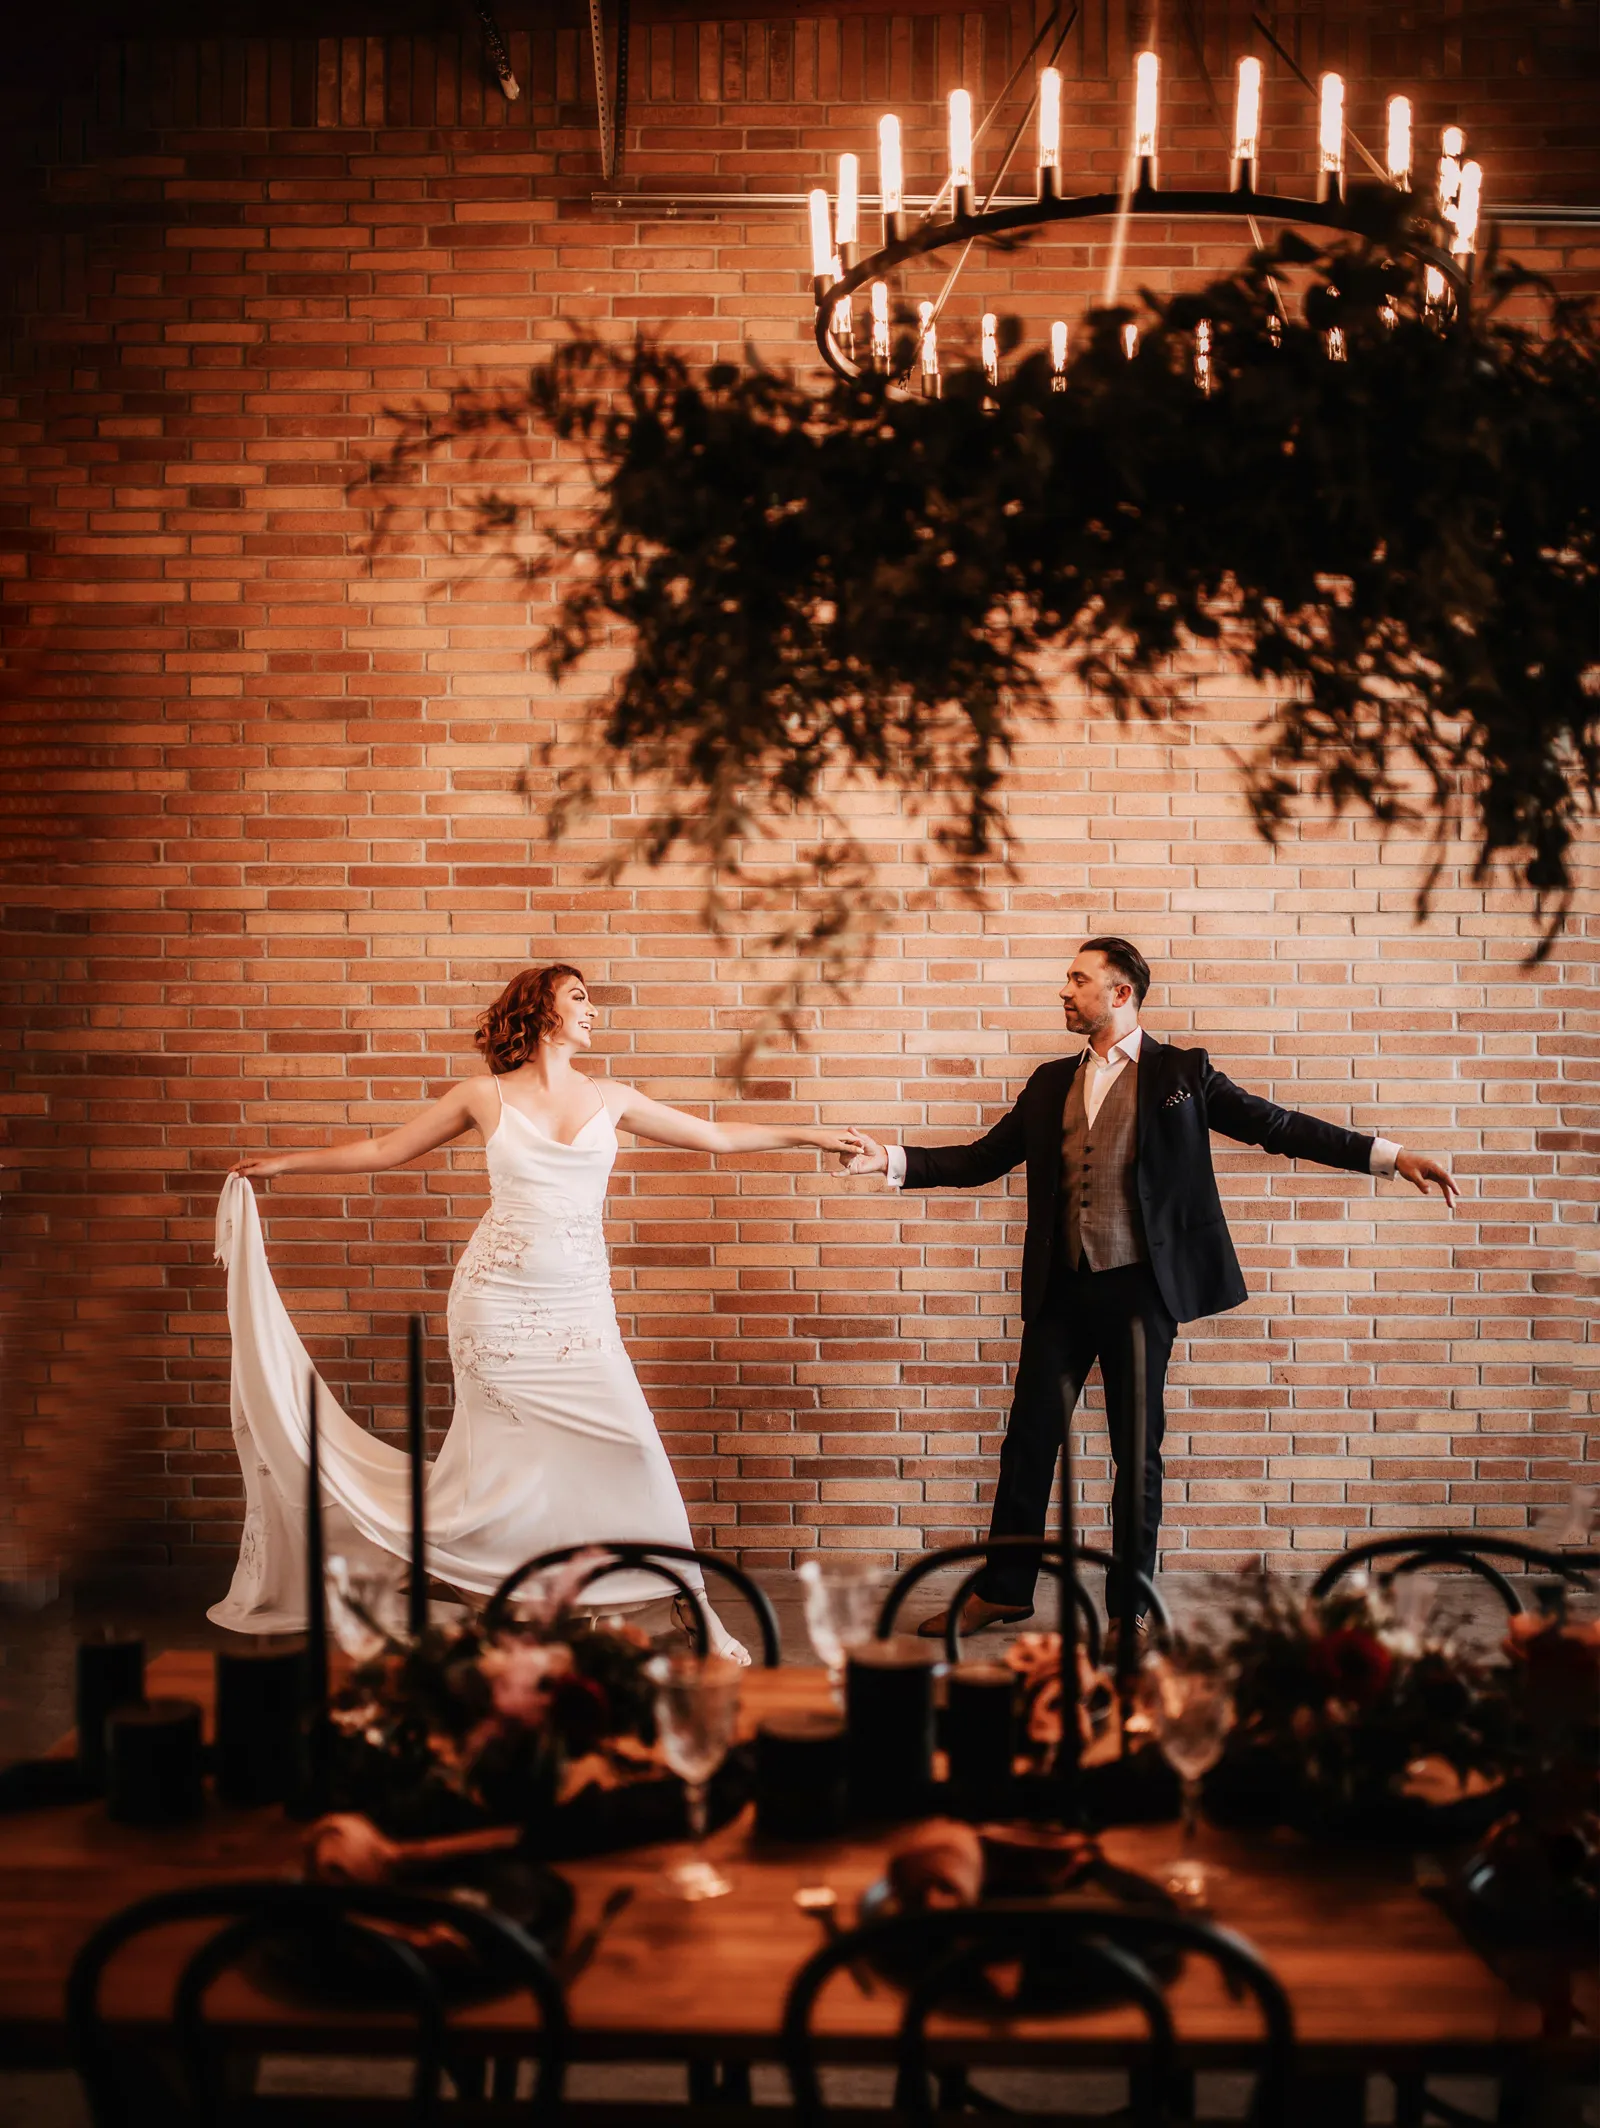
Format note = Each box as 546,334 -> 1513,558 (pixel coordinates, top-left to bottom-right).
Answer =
915,1593 -> 1034,1640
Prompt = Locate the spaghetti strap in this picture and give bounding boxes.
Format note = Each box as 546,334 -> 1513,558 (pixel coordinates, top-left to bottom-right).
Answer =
493,1076 -> 504,1111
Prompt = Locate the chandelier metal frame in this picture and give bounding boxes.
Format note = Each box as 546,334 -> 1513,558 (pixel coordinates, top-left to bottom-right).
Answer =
807,47 -> 1483,387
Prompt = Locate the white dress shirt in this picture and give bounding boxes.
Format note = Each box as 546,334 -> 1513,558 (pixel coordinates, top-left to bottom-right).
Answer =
883,1021 -> 1402,1183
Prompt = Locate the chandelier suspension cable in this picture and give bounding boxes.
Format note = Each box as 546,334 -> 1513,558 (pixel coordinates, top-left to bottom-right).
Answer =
924,3 -> 1081,337
1099,113 -> 1139,309
1101,1 -> 1157,311
920,1 -> 1070,227
1249,11 -> 1389,184
1175,0 -> 1283,318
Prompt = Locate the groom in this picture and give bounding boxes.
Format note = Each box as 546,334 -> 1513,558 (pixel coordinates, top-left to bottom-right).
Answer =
843,937 -> 1458,1641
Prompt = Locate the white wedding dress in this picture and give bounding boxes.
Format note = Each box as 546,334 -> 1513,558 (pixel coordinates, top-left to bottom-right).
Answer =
208,1083 -> 749,1660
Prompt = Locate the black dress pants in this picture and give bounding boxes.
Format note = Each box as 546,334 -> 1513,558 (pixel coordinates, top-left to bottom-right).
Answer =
974,1254 -> 1176,1616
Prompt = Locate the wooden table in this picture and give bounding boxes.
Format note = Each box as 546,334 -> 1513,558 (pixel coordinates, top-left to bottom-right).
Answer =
0,1653 -> 1582,2091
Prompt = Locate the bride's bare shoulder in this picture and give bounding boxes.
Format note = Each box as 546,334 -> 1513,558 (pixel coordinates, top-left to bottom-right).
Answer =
454,1074 -> 503,1131
595,1078 -> 636,1120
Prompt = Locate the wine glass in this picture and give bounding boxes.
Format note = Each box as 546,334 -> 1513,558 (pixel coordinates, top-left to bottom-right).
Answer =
647,1653 -> 743,1901
1138,1652 -> 1235,1905
797,1558 -> 882,1704
326,1555 -> 407,1661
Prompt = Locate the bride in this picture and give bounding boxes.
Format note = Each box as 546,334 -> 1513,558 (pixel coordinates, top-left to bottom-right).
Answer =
213,962 -> 855,1664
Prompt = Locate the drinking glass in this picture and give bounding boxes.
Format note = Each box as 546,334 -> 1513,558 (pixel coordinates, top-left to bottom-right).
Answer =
326,1555 -> 407,1661
1138,1653 -> 1235,1904
647,1653 -> 743,1901
797,1558 -> 882,1704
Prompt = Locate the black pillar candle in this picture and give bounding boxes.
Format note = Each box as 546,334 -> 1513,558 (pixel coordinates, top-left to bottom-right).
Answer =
1057,1377 -> 1082,1816
944,1661 -> 1018,1808
754,1712 -> 847,1840
75,1638 -> 145,1792
299,1369 -> 330,1814
106,1698 -> 205,1827
845,1637 -> 942,1820
215,1646 -> 304,1806
407,1313 -> 427,1641
1118,1317 -> 1148,1715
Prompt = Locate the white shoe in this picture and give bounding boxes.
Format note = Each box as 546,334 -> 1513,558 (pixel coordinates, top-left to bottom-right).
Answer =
706,1608 -> 752,1666
674,1595 -> 751,1666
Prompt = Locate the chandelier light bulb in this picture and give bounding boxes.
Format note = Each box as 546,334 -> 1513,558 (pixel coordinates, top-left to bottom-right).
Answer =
831,282 -> 853,354
1318,72 -> 1345,175
1424,263 -> 1448,319
1050,318 -> 1068,370
918,300 -> 940,396
1232,56 -> 1262,165
807,188 -> 834,282
870,279 -> 891,367
1133,50 -> 1159,164
982,311 -> 999,387
1038,66 -> 1062,170
1438,126 -> 1464,217
1121,320 -> 1138,361
948,88 -> 974,195
1194,316 -> 1214,394
1385,95 -> 1412,188
1452,159 -> 1482,256
835,152 -> 860,249
878,114 -> 904,227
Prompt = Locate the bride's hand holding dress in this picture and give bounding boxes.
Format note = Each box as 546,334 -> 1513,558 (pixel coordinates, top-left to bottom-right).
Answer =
213,1009 -> 858,1671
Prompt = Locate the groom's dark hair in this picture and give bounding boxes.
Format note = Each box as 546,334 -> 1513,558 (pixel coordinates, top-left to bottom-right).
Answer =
1081,936 -> 1151,1005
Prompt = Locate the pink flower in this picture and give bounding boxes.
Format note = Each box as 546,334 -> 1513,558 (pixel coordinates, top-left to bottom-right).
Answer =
480,1641 -> 575,1726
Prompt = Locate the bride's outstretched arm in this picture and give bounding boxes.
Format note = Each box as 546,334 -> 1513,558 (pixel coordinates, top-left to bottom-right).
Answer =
229,1081 -> 488,1179
608,1085 -> 856,1163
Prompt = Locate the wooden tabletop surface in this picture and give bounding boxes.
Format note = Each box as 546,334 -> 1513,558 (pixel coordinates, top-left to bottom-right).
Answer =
0,1652 -> 1571,2073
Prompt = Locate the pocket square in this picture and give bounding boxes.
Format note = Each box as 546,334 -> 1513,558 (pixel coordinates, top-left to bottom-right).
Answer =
1163,1088 -> 1193,1110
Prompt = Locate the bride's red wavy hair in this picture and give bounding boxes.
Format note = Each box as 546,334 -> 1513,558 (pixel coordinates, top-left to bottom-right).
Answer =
475,964 -> 586,1075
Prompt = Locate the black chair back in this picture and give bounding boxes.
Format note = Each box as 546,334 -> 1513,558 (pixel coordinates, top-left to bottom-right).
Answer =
67,1880 -> 567,2127
483,1541 -> 782,1666
878,1537 -> 1171,1664
782,1900 -> 1293,2128
1310,1532 -> 1595,1616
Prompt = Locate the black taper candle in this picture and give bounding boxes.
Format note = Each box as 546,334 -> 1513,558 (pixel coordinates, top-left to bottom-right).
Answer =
407,1313 -> 427,1641
300,1368 -> 329,1811
1057,1374 -> 1082,1817
1118,1316 -> 1148,1717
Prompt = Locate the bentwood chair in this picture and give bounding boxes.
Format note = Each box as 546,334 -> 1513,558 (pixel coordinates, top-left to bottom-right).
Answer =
1311,1533 -> 1595,1617
879,1537 -> 1173,1665
782,1901 -> 1294,2128
484,1540 -> 783,1666
67,1880 -> 568,2127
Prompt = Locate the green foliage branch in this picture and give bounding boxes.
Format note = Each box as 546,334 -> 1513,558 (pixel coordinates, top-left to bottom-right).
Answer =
370,217 -> 1598,1058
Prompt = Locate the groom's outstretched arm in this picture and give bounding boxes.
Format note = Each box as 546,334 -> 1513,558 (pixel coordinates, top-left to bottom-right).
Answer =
845,1091 -> 1028,1192
1201,1055 -> 1458,1203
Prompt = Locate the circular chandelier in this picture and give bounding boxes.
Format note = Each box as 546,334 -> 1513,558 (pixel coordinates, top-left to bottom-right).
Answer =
806,40 -> 1486,389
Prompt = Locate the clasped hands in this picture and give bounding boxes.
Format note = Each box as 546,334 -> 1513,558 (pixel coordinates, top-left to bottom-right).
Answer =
832,1128 -> 888,1176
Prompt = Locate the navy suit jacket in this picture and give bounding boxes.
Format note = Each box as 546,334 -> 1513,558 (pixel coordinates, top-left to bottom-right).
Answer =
899,1035 -> 1377,1325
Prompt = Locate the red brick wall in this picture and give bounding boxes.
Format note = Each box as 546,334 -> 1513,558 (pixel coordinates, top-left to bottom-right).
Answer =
2,2 -> 1596,1586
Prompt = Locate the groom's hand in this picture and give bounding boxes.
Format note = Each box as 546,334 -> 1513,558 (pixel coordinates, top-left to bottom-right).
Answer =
842,1128 -> 889,1176
1396,1150 -> 1459,1208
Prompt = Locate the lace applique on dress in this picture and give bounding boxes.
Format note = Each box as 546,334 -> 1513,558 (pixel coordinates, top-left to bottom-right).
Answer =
454,1214 -> 532,1291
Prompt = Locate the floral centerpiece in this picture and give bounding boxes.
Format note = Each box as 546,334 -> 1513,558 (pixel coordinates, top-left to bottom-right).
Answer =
324,1556 -> 657,1840
1213,1570 -> 1507,1839
1457,1604 -> 1599,1959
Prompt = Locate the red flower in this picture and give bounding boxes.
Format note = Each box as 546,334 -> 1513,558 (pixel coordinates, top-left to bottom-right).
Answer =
1308,1626 -> 1393,1706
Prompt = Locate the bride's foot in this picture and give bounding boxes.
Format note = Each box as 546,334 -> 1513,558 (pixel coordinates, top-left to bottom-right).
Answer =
671,1595 -> 752,1667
